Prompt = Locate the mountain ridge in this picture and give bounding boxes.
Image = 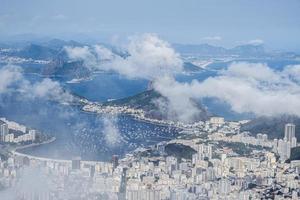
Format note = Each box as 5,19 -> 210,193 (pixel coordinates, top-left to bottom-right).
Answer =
104,89 -> 211,122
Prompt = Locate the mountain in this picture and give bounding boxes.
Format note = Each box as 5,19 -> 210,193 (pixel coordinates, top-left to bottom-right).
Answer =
173,43 -> 227,56
38,39 -> 83,50
42,49 -> 90,79
104,89 -> 210,122
183,62 -> 203,72
241,115 -> 300,140
173,43 -> 269,57
230,44 -> 266,56
14,44 -> 59,60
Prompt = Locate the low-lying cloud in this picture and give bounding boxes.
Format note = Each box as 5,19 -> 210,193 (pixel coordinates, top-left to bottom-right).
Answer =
0,64 -> 73,102
102,116 -> 122,147
197,62 -> 300,117
65,33 -> 183,80
153,76 -> 203,123
154,62 -> 300,118
0,65 -> 23,93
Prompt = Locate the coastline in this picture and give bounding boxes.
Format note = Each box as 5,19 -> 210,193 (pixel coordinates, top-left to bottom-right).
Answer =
7,99 -> 185,164
11,136 -> 58,161
81,104 -> 190,129
10,137 -> 56,155
14,136 -> 57,152
11,136 -> 111,165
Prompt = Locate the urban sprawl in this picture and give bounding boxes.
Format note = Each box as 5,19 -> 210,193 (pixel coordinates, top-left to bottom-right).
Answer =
0,110 -> 299,200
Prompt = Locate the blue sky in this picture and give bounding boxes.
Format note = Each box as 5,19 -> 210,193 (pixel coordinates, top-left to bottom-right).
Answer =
0,0 -> 299,51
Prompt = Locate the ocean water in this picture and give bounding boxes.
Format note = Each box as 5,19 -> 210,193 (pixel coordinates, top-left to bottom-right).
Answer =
0,72 -> 180,161
63,72 -> 149,102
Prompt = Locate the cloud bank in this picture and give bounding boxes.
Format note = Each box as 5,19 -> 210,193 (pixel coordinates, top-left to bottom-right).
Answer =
154,62 -> 300,118
0,65 -> 23,93
153,76 -> 203,123
65,33 -> 183,80
200,62 -> 300,117
0,64 -> 73,102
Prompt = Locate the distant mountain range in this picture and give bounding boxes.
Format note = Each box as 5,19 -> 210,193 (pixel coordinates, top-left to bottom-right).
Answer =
104,89 -> 211,122
173,43 -> 298,58
1,38 -> 299,79
0,39 -> 208,77
2,38 -> 299,60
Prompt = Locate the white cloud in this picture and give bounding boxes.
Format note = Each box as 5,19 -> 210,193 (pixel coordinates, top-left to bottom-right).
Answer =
102,116 -> 122,147
65,33 -> 183,80
202,36 -> 222,41
30,78 -> 73,102
246,39 -> 264,45
151,62 -> 300,121
153,76 -> 202,123
0,64 -> 73,102
94,45 -> 115,61
64,46 -> 98,68
282,64 -> 300,83
0,65 -> 23,93
156,62 -> 300,118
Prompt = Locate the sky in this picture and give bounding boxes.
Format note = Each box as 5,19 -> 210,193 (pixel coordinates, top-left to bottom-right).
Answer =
0,0 -> 300,51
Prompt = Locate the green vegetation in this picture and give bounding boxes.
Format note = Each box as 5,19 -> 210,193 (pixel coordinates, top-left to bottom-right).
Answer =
216,141 -> 264,156
290,146 -> 300,161
104,89 -> 161,111
104,89 -> 210,122
138,149 -> 160,158
165,143 -> 197,160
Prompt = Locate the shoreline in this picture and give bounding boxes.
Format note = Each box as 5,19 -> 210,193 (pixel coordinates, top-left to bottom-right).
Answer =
81,109 -> 184,129
11,137 -> 112,165
14,136 -> 57,152
7,99 -> 187,164
81,104 -> 191,129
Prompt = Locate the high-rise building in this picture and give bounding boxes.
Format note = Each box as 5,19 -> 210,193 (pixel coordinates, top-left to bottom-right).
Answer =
112,155 -> 119,169
284,123 -> 296,142
273,139 -> 278,153
278,139 -> 291,161
291,137 -> 297,148
0,120 -> 9,142
72,157 -> 81,170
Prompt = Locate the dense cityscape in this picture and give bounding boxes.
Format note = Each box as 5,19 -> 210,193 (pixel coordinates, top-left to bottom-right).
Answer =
0,114 -> 299,199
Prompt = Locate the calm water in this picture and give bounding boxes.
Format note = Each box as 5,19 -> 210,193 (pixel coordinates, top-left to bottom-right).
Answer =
0,72 -> 180,161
